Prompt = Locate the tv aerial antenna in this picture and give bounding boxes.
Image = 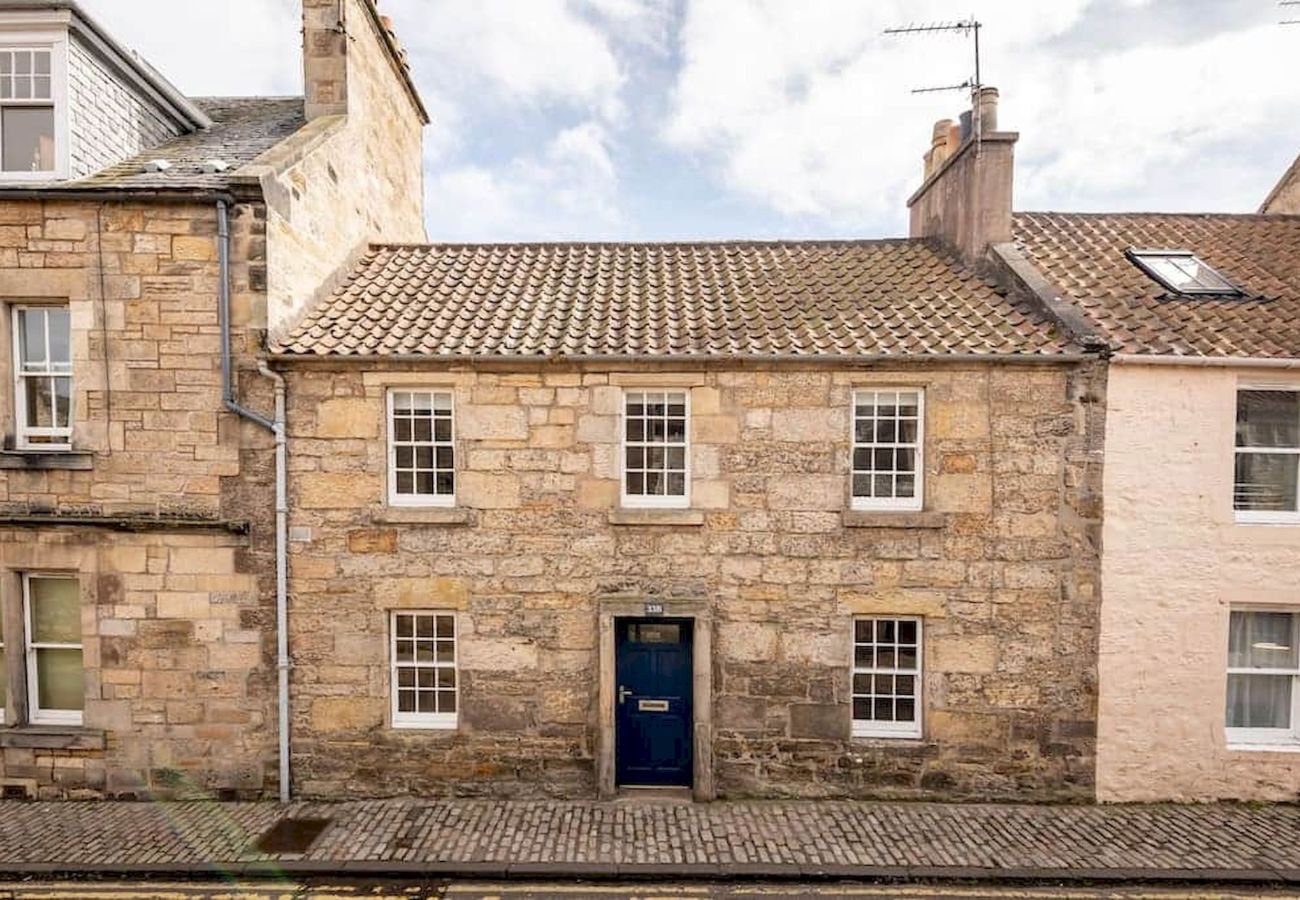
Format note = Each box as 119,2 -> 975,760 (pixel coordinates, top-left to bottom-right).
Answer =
1283,0 -> 1300,25
883,18 -> 985,140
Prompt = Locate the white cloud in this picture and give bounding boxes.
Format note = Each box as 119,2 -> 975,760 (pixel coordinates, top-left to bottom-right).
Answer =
663,0 -> 1296,229
383,0 -> 637,122
427,121 -> 622,241
88,0 -> 301,96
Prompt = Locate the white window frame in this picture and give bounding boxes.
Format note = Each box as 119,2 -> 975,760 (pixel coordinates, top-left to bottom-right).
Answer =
386,388 -> 456,508
850,388 -> 925,512
22,572 -> 82,727
1225,606 -> 1300,749
620,388 -> 691,509
851,615 -> 923,739
12,304 -> 73,450
390,610 -> 458,730
1234,384 -> 1300,525
0,34 -> 69,181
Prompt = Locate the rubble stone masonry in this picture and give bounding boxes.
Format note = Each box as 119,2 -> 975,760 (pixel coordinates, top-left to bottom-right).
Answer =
284,361 -> 1105,801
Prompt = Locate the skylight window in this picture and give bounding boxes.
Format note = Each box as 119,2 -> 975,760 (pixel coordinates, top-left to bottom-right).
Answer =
1126,248 -> 1242,296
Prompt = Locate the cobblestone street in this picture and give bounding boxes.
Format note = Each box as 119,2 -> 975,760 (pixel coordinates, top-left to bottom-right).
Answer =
0,881 -> 1296,899
0,800 -> 1299,883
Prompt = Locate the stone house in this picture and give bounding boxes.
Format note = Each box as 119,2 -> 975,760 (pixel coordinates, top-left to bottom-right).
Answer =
3,0 -> 1293,807
0,0 -> 426,799
269,86 -> 1109,802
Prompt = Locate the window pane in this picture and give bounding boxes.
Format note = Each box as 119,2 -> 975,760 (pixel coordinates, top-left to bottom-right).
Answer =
18,308 -> 45,368
1228,611 -> 1298,669
23,376 -> 53,428
29,577 -> 79,643
1226,673 -> 1291,729
2,106 -> 55,172
1234,453 -> 1298,512
1237,391 -> 1300,449
36,647 -> 83,711
53,376 -> 71,428
46,305 -> 69,366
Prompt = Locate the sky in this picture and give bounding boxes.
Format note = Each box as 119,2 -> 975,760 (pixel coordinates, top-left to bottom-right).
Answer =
88,0 -> 1299,242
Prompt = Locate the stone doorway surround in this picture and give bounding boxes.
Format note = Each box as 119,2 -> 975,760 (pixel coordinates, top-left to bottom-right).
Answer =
597,595 -> 713,802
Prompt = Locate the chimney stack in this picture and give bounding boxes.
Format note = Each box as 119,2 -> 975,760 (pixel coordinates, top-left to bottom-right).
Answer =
303,0 -> 349,120
907,86 -> 1018,262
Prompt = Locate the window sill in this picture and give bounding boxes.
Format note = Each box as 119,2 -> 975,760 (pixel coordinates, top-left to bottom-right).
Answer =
0,450 -> 93,471
370,506 -> 473,526
851,730 -> 925,744
1234,514 -> 1300,527
608,508 -> 705,527
1226,742 -> 1300,754
0,725 -> 105,750
392,721 -> 458,732
843,510 -> 944,529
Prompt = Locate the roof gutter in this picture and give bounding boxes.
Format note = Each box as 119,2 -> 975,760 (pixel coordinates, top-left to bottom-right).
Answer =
1112,354 -> 1300,369
268,351 -> 1101,366
0,188 -> 242,203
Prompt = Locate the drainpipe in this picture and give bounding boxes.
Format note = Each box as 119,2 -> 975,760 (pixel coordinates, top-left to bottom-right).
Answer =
258,361 -> 290,805
216,199 -> 291,803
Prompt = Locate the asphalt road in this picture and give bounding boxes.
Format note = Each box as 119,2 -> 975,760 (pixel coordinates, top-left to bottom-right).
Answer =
0,882 -> 1297,900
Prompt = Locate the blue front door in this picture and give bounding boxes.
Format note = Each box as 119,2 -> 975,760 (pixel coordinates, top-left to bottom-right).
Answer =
615,618 -> 693,787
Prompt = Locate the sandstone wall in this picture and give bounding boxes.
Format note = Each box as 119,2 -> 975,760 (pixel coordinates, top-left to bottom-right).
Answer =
263,0 -> 426,333
284,362 -> 1105,801
0,199 -> 278,798
1098,364 -> 1300,801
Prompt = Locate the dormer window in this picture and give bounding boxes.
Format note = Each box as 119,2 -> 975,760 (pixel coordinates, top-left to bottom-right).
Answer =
0,48 -> 55,175
1126,248 -> 1243,297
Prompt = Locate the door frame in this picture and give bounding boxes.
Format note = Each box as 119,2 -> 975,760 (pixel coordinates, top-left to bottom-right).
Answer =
597,595 -> 713,801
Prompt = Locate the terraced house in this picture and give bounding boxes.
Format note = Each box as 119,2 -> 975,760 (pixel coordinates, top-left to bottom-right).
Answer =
1,0 -> 1296,807
0,0 -> 426,799
270,86 -> 1108,802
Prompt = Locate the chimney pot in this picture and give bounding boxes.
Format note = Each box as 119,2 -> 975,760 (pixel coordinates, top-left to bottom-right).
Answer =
977,86 -> 999,133
926,119 -> 953,179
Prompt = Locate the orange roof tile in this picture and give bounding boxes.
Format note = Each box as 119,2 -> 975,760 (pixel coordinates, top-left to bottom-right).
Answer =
1014,212 -> 1300,357
274,240 -> 1075,359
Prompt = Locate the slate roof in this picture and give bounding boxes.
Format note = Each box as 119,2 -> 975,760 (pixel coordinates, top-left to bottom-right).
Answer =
273,240 -> 1077,359
1013,212 -> 1300,358
72,97 -> 306,190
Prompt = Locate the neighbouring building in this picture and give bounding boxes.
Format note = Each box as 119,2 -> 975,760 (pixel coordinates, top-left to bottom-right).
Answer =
1261,153 -> 1300,214
269,85 -> 1108,802
1012,206 -> 1300,802
0,0 -> 426,800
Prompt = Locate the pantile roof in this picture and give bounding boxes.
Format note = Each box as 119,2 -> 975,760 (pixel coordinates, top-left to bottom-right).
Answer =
72,97 -> 306,190
273,240 -> 1076,359
1013,212 -> 1300,357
